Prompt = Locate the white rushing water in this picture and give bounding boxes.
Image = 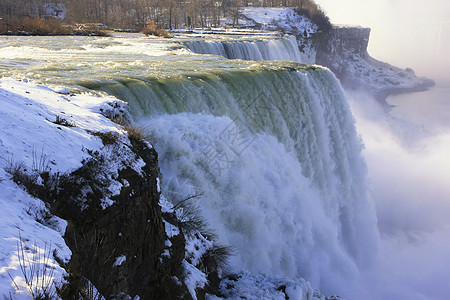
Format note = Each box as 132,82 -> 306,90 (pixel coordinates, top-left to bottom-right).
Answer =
185,35 -> 303,62
127,66 -> 379,294
0,33 -> 379,296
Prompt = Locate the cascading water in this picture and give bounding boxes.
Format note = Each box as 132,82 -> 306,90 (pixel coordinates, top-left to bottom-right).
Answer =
82,63 -> 379,293
185,35 -> 304,63
0,33 -> 380,296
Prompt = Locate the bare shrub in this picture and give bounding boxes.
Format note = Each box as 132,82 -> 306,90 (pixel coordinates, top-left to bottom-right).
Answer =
32,146 -> 50,174
201,245 -> 232,274
25,204 -> 54,227
10,234 -> 60,299
109,115 -> 129,127
141,20 -> 171,38
125,124 -> 146,142
88,131 -> 120,146
54,116 -> 75,128
5,159 -> 37,188
80,278 -> 105,300
296,0 -> 332,32
103,114 -> 150,144
177,201 -> 210,235
168,191 -> 231,293
0,17 -> 72,35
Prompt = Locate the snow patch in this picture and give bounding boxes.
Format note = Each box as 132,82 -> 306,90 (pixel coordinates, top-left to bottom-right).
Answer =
156,177 -> 161,193
185,232 -> 213,267
113,255 -> 126,267
0,77 -> 143,298
241,7 -> 318,36
159,195 -> 175,213
53,86 -> 70,95
164,220 -> 180,238
219,272 -> 322,300
0,77 -> 120,174
183,260 -> 208,300
0,168 -> 71,298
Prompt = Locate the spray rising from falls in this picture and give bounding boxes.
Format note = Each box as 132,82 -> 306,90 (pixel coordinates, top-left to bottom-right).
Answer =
185,36 -> 303,62
82,63 -> 379,293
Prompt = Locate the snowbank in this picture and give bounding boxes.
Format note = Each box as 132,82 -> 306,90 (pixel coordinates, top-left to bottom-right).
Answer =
0,77 -> 128,298
241,7 -> 318,36
0,77 -> 227,298
0,78 -> 126,173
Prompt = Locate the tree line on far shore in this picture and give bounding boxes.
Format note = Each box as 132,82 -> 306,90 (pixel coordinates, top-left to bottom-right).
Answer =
0,0 -> 331,35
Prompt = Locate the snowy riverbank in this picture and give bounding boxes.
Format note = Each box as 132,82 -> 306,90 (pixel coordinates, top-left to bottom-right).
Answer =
0,77 -> 124,297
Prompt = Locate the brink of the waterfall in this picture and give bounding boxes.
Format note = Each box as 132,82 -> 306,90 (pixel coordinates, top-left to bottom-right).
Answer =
0,4 -> 432,299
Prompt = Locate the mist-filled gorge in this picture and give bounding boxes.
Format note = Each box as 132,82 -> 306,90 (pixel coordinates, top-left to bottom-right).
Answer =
348,85 -> 450,299
315,0 -> 450,76
314,0 -> 450,299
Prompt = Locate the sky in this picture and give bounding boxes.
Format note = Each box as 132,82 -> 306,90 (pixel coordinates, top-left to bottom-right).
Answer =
314,0 -> 450,78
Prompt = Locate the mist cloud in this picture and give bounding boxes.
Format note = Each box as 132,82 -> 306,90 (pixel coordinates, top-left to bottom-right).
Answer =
315,0 -> 450,78
346,89 -> 450,300
308,2 -> 450,298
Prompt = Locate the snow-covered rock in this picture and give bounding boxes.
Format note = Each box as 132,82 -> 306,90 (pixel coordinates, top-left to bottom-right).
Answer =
0,77 -> 122,298
219,271 -> 332,300
241,7 -> 318,36
239,8 -> 434,104
315,26 -> 435,105
43,3 -> 67,20
0,77 -> 227,298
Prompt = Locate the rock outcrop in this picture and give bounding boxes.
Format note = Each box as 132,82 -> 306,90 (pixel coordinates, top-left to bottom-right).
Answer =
1,89 -> 225,299
11,130 -> 192,298
314,26 -> 434,105
238,7 -> 434,105
57,137 -> 188,299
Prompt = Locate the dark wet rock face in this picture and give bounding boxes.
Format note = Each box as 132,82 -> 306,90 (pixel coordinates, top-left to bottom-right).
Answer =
60,138 -> 190,299
8,103 -> 225,299
15,134 -> 189,299
316,26 -> 371,59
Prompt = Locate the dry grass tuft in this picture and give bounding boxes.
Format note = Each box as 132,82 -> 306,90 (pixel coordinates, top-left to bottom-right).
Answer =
0,17 -> 72,35
141,20 -> 171,38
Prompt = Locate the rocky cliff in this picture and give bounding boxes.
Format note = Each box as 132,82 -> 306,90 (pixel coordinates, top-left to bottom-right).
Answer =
0,78 -> 224,299
56,135 -> 187,299
239,7 -> 434,106
314,26 -> 434,105
44,124 -> 225,299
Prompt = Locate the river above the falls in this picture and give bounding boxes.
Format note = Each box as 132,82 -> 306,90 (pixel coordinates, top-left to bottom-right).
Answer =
0,32 -> 303,89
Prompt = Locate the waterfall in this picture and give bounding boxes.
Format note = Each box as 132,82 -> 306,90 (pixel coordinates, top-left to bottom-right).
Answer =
185,35 -> 304,63
81,63 -> 379,293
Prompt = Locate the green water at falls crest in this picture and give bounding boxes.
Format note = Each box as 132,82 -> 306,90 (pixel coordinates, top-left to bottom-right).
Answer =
83,64 -> 379,293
